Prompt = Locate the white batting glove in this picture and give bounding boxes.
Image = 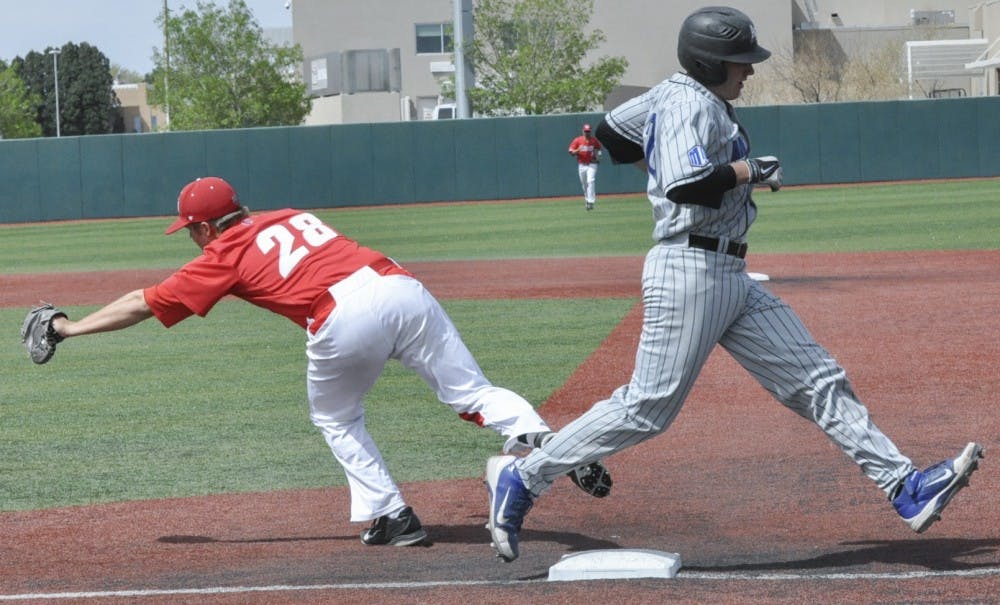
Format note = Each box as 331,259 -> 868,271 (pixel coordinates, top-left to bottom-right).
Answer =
746,156 -> 783,192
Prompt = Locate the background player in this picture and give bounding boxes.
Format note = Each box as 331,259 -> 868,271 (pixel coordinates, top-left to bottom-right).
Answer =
485,6 -> 983,562
568,123 -> 603,210
36,176 -> 607,548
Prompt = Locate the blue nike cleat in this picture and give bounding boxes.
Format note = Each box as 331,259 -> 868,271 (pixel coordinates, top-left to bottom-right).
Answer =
485,455 -> 534,562
892,442 -> 984,533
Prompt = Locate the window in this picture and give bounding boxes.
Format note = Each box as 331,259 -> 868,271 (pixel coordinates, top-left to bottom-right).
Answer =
416,23 -> 453,54
343,49 -> 401,93
344,50 -> 389,93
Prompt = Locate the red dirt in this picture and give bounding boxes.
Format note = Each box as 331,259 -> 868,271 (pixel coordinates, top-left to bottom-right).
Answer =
2,250 -> 998,604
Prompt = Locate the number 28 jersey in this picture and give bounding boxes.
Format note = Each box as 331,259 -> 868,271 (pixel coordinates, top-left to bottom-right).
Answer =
144,209 -> 402,329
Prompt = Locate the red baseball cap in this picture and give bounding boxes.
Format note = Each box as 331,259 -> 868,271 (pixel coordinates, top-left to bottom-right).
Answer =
165,177 -> 241,234
583,123 -> 592,131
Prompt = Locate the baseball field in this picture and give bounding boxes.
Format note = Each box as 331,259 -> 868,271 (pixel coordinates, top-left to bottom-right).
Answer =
2,179 -> 998,603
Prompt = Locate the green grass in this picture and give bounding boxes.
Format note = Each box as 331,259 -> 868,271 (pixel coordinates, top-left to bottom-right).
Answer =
3,178 -> 998,274
748,181 -> 1000,252
2,177 -> 997,511
0,218 -> 195,274
0,298 -> 634,511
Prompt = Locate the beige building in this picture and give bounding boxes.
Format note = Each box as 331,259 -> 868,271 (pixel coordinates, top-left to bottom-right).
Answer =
287,0 -> 1000,124
969,0 -> 1000,94
793,0 -> 1000,99
113,83 -> 167,133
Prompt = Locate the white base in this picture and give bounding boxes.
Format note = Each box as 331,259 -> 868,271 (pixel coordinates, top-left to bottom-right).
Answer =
547,549 -> 682,581
748,272 -> 770,281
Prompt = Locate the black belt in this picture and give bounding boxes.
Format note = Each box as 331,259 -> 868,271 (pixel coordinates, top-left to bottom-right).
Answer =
688,234 -> 748,259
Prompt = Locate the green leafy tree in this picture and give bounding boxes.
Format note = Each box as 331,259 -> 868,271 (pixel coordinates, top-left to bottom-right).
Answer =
463,0 -> 627,116
110,63 -> 145,85
13,43 -> 123,136
149,0 -> 310,130
0,61 -> 42,138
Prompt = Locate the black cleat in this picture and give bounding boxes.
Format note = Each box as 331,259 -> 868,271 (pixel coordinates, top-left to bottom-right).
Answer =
360,506 -> 429,546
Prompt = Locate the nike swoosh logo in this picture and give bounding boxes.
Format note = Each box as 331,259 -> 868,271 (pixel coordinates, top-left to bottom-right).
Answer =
925,468 -> 954,490
496,488 -> 511,526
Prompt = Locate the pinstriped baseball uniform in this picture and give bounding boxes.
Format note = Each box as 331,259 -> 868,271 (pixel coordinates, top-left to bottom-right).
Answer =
516,72 -> 916,498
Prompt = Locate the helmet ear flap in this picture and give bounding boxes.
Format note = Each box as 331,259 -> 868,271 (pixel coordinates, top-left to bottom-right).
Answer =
690,57 -> 727,87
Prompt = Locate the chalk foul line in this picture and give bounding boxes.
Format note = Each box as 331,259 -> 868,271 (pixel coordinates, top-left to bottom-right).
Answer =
3,567 -> 1000,601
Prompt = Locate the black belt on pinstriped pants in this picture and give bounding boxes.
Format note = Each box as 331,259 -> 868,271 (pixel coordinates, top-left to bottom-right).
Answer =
687,234 -> 748,259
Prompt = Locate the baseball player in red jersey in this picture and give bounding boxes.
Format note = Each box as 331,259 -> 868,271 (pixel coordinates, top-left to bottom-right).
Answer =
43,176 -> 611,547
568,123 -> 603,210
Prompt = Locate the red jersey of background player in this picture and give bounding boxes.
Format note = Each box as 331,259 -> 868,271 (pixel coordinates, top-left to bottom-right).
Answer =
568,132 -> 602,164
144,208 -> 407,329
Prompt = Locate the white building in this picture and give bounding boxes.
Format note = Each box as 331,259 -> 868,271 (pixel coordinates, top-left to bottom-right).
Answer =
286,0 -> 1000,124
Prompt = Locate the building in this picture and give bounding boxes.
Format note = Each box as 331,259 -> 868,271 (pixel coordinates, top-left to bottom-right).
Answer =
968,0 -> 1000,94
287,0 -> 1000,124
793,0 -> 1000,99
113,83 -> 167,133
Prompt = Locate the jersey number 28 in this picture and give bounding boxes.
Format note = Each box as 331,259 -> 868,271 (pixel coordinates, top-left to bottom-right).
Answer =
256,212 -> 338,278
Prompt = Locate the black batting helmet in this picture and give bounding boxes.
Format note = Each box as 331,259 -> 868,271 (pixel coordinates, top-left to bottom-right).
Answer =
677,6 -> 771,86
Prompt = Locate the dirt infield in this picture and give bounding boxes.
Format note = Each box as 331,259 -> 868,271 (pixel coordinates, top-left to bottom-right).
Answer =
3,250 -> 999,604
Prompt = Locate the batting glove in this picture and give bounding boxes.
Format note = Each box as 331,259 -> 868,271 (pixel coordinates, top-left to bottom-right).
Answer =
746,156 -> 783,191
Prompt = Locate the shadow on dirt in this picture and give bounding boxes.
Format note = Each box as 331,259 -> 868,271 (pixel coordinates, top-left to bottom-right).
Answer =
683,538 -> 999,573
157,523 -> 621,552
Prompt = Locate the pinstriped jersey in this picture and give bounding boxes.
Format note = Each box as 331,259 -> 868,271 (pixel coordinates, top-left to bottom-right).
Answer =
606,73 -> 757,243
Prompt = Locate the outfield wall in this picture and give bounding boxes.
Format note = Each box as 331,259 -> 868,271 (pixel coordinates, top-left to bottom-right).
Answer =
2,96 -> 999,223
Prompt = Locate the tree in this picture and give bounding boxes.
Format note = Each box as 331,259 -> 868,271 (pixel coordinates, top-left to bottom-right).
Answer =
0,61 -> 42,138
741,32 -> 907,106
463,0 -> 628,116
774,31 -> 846,104
13,43 -> 123,136
110,63 -> 145,85
840,40 -> 907,101
149,0 -> 310,130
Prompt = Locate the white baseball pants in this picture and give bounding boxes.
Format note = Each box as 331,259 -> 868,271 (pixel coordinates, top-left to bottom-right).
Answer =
577,163 -> 598,205
306,271 -> 549,521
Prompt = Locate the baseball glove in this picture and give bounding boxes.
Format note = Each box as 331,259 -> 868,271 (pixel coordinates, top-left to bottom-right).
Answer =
20,303 -> 67,364
567,461 -> 613,498
510,431 -> 614,498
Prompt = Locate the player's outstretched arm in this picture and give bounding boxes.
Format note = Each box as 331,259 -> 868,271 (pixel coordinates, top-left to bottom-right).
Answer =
53,289 -> 154,338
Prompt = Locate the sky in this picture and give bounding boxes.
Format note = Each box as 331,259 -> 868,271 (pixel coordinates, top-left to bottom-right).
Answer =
0,0 -> 293,76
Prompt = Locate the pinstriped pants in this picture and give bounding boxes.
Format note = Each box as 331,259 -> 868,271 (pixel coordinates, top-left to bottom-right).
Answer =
517,242 -> 916,497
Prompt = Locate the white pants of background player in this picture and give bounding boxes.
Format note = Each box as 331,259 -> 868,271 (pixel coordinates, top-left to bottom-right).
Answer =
307,271 -> 549,522
517,243 -> 916,497
577,163 -> 598,207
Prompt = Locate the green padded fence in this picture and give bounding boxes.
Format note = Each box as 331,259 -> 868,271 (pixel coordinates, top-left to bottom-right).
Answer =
1,96 -> 998,224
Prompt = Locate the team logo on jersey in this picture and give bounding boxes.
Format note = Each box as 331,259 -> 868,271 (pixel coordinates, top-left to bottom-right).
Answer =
687,145 -> 709,167
645,114 -> 658,178
730,136 -> 749,161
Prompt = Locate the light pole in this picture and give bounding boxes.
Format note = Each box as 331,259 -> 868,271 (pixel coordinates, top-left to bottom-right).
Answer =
452,0 -> 472,118
48,48 -> 61,137
163,0 -> 170,128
